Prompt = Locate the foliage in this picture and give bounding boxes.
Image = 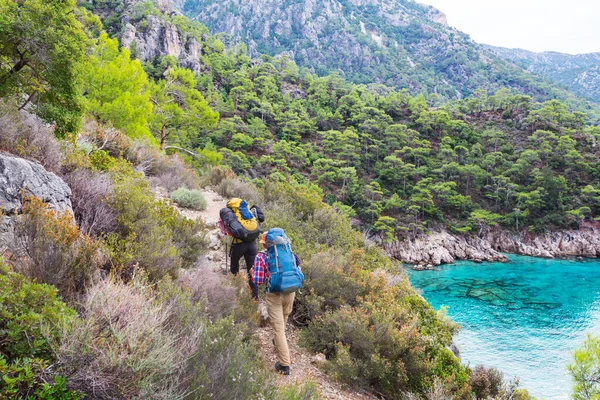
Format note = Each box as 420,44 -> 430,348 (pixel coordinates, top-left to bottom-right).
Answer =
469,365 -> 504,399
569,335 -> 600,399
150,67 -> 219,149
83,33 -> 154,141
0,264 -> 76,362
0,357 -> 82,400
7,196 -> 103,299
170,187 -> 207,210
59,277 -> 194,399
64,168 -> 117,236
0,0 -> 88,136
106,166 -> 206,279
0,102 -> 62,172
59,274 -> 274,400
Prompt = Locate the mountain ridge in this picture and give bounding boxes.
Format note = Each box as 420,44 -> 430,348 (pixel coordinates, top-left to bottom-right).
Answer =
486,45 -> 600,103
172,0 -> 600,123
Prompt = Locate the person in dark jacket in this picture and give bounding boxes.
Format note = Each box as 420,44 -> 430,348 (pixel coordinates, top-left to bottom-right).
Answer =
220,198 -> 264,299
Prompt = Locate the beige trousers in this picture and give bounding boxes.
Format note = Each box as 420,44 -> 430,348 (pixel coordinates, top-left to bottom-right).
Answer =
265,291 -> 296,367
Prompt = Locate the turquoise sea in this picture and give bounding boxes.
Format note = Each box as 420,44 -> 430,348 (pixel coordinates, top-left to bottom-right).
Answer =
405,255 -> 600,399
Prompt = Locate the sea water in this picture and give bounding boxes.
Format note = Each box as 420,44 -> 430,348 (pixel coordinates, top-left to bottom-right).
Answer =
405,255 -> 600,399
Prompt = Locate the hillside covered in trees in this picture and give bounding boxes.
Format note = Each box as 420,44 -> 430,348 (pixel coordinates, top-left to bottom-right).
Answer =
1,0 -> 599,398
175,0 -> 600,122
77,0 -> 600,245
0,0 -> 534,399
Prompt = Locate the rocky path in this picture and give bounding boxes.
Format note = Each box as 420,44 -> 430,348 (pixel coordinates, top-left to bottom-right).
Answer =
166,188 -> 377,400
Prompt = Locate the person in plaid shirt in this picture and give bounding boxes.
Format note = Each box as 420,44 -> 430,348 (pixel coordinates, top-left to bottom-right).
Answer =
251,232 -> 301,375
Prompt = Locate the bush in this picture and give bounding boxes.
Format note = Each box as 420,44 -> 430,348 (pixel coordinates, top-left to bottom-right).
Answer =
0,102 -> 62,172
60,275 -> 274,400
0,264 -> 76,362
217,177 -> 262,205
126,140 -> 200,191
64,169 -> 117,236
469,365 -> 504,399
105,170 -> 206,279
79,119 -> 132,159
276,381 -> 320,400
171,187 -> 207,210
7,197 -> 103,299
59,278 -> 193,399
0,357 -> 82,400
201,165 -> 237,187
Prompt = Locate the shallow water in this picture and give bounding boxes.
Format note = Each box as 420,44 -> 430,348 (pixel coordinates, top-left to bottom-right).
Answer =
405,255 -> 600,399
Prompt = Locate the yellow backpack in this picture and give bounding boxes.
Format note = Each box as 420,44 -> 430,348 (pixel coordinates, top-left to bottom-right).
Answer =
219,198 -> 260,242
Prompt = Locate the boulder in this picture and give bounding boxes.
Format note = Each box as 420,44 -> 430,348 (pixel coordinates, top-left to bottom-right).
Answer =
0,154 -> 72,215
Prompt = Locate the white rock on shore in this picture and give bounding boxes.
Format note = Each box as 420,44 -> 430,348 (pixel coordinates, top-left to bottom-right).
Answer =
389,226 -> 600,266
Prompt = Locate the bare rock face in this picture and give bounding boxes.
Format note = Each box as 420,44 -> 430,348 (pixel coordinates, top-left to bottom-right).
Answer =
0,154 -> 72,215
0,154 -> 73,248
487,228 -> 600,259
389,231 -> 507,266
122,15 -> 204,75
390,226 -> 600,267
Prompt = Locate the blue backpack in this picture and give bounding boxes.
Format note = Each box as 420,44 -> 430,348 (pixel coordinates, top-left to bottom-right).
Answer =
265,228 -> 304,293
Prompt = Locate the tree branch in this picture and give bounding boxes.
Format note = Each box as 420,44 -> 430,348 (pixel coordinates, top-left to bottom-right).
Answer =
164,146 -> 199,158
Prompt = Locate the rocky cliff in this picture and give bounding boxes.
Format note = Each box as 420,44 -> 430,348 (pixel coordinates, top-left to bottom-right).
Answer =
121,15 -> 204,74
391,226 -> 600,267
0,154 -> 73,246
172,0 -> 600,113
486,46 -> 600,104
0,154 -> 72,215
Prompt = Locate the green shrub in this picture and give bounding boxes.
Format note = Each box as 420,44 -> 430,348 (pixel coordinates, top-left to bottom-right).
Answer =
171,187 -> 207,210
89,149 -> 116,171
0,357 -> 82,400
8,196 -> 103,299
0,264 -> 76,362
106,170 -> 206,279
276,381 -> 320,400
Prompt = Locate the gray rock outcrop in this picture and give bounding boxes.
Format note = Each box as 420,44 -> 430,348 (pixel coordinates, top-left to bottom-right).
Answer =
487,227 -> 600,259
390,231 -> 508,266
390,225 -> 600,266
121,15 -> 204,75
0,154 -> 73,248
0,154 -> 72,215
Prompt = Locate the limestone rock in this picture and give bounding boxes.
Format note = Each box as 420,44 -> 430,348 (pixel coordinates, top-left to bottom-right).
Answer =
391,226 -> 600,267
0,154 -> 72,215
311,353 -> 326,365
390,231 -> 507,266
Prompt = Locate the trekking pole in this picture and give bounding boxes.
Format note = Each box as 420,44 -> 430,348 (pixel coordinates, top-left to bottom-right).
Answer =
225,238 -> 229,275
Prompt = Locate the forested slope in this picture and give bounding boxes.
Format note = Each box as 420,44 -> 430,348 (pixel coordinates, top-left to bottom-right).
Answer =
176,0 -> 600,122
0,0 -> 533,399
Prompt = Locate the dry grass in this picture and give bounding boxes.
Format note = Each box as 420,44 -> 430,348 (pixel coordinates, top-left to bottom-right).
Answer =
0,102 -> 62,172
59,278 -> 200,400
64,169 -> 117,236
216,177 -> 261,205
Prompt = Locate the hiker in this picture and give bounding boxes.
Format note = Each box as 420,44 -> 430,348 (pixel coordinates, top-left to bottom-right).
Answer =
219,198 -> 264,299
252,229 -> 304,375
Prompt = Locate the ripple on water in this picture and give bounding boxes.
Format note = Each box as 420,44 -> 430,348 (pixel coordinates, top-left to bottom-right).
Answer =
406,255 -> 600,400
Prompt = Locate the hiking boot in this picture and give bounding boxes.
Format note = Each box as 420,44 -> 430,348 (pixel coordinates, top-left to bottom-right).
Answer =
274,362 -> 290,375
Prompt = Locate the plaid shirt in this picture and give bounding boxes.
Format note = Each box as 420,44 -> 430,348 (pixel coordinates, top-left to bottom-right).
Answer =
252,251 -> 301,286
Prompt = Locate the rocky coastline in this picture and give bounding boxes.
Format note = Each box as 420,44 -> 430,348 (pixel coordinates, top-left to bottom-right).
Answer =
390,224 -> 600,267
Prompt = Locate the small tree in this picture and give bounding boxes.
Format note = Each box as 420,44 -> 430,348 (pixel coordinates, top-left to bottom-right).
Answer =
0,0 -> 88,135
569,335 -> 600,399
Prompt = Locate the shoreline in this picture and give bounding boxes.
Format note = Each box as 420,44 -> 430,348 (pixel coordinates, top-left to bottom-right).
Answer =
389,226 -> 600,268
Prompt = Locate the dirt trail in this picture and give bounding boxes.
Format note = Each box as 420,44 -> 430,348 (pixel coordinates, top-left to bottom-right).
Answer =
167,188 -> 377,400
